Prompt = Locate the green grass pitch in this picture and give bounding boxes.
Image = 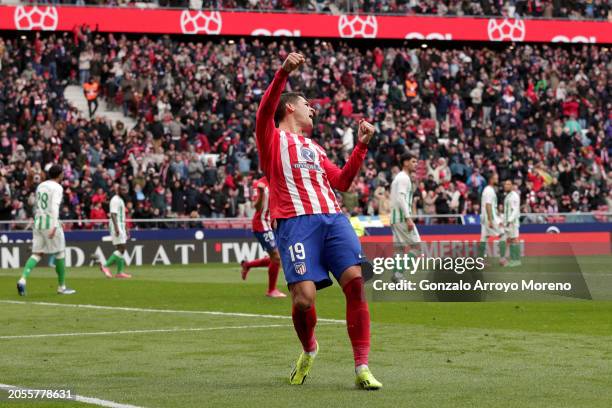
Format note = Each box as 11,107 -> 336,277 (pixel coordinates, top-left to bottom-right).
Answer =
1,261 -> 611,408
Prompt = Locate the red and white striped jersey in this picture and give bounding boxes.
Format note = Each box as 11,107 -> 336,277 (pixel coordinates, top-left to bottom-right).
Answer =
256,68 -> 368,220
252,177 -> 272,232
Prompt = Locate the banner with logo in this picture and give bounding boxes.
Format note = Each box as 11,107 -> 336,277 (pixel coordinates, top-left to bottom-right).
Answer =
0,6 -> 610,43
0,239 -> 271,268
1,232 -> 609,268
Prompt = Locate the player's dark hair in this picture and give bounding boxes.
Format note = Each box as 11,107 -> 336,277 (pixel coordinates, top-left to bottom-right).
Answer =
400,153 -> 415,165
48,164 -> 63,180
274,92 -> 306,126
486,172 -> 497,183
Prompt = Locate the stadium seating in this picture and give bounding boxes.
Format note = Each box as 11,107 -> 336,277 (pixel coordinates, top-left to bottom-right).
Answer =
0,29 -> 609,229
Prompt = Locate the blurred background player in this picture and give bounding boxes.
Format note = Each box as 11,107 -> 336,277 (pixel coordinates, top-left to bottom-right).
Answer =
348,210 -> 365,239
240,176 -> 286,298
390,153 -> 420,282
479,172 -> 503,258
99,183 -> 132,279
256,52 -> 381,390
17,165 -> 75,296
500,180 -> 522,267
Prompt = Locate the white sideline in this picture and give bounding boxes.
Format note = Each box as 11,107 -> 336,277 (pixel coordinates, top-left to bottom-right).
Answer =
0,324 -> 298,340
0,383 -> 144,408
0,300 -> 345,323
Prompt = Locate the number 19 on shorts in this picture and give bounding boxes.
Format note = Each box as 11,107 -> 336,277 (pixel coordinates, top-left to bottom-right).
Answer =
288,243 -> 305,262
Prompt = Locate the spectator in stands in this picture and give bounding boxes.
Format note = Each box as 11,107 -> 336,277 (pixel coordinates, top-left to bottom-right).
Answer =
0,33 -> 609,229
78,46 -> 94,85
90,202 -> 107,229
83,76 -> 100,118
0,193 -> 11,230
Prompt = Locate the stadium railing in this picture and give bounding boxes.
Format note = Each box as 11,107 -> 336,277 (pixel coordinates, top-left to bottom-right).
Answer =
0,212 -> 610,231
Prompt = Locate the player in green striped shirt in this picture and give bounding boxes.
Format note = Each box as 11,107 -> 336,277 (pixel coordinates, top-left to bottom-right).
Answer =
478,172 -> 503,258
390,154 -> 420,281
98,183 -> 132,279
17,165 -> 75,296
500,179 -> 522,267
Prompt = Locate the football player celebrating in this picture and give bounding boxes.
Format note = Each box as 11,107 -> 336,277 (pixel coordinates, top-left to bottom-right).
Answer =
256,52 -> 382,389
241,176 -> 286,298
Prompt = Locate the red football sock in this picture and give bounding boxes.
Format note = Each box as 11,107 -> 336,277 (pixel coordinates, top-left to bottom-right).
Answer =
245,257 -> 271,269
292,304 -> 317,352
267,261 -> 280,292
343,277 -> 370,367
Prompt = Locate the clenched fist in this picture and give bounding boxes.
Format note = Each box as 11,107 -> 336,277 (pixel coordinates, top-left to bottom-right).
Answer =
282,52 -> 305,73
357,119 -> 376,144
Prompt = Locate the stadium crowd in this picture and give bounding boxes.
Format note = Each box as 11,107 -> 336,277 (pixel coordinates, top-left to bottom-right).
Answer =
0,31 -> 610,229
12,0 -> 612,20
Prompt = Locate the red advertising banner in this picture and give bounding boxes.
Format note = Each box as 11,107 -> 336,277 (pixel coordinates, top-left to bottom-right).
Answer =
361,232 -> 612,256
0,5 -> 610,43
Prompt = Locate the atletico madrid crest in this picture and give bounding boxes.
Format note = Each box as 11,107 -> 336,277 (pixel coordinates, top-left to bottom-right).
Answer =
295,262 -> 307,275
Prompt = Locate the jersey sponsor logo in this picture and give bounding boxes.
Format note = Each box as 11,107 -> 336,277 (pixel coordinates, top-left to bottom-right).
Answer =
294,262 -> 307,275
293,162 -> 322,171
300,146 -> 315,162
293,146 -> 322,172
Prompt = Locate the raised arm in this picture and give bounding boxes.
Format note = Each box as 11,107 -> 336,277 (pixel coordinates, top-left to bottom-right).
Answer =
321,119 -> 375,192
256,69 -> 288,145
256,53 -> 305,172
321,142 -> 368,192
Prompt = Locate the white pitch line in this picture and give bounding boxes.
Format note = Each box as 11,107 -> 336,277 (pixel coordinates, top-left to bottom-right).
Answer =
0,323 -> 300,340
75,395 -> 143,408
0,300 -> 344,323
0,383 -> 144,408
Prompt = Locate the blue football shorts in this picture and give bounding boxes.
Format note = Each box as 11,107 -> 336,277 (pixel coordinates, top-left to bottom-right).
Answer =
275,213 -> 365,290
253,230 -> 277,253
